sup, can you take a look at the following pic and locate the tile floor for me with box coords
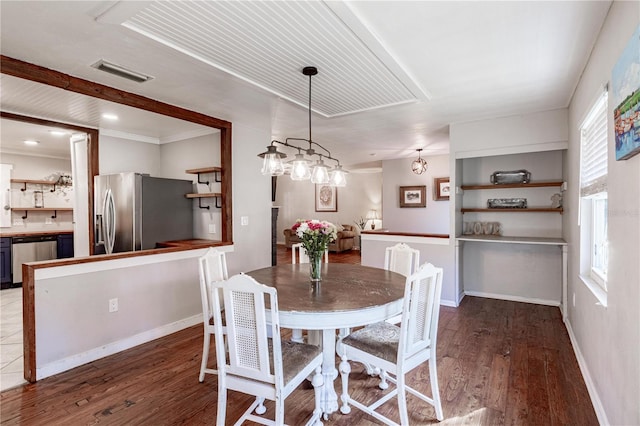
[1,288,26,392]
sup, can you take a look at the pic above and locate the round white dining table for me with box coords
[246,263,406,419]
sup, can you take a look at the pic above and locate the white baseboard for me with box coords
[565,320,609,426]
[440,299,457,307]
[36,314,202,381]
[464,291,560,307]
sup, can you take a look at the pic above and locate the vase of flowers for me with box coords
[292,219,337,283]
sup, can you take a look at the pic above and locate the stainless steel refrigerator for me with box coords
[94,173,193,254]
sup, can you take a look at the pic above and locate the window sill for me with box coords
[579,274,608,307]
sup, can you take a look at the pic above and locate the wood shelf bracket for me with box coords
[214,170,221,183]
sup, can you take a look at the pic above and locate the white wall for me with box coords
[565,3,640,425]
[451,108,569,158]
[3,153,73,233]
[275,171,382,245]
[98,134,160,176]
[382,154,450,234]
[228,121,272,274]
[33,248,215,379]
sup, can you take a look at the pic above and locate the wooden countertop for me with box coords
[0,230,73,238]
[155,239,231,249]
[361,229,449,238]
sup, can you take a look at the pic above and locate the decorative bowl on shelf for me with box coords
[487,198,527,209]
[489,170,531,184]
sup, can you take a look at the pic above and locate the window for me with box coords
[579,91,608,298]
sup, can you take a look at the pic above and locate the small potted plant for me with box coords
[354,217,367,249]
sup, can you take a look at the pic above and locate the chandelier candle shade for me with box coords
[292,219,337,283]
[258,66,348,187]
[411,148,428,175]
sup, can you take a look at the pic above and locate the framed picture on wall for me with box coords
[399,185,426,208]
[434,177,450,201]
[315,184,337,212]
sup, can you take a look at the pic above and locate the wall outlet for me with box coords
[208,224,216,234]
[45,217,53,225]
[109,298,118,313]
[241,216,249,226]
[13,219,24,226]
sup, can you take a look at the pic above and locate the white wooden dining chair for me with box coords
[291,242,328,344]
[211,273,324,426]
[338,242,421,378]
[384,243,420,325]
[291,242,329,264]
[338,262,444,425]
[197,247,229,382]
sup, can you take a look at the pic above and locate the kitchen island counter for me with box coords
[0,230,73,238]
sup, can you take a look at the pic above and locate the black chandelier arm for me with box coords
[278,137,340,165]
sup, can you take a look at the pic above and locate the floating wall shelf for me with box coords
[461,181,564,190]
[185,193,222,209]
[185,167,222,185]
[11,207,73,219]
[460,207,563,214]
[11,179,63,192]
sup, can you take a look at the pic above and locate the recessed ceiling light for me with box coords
[23,140,40,145]
[49,130,68,136]
[102,113,118,120]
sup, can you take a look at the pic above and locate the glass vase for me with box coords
[309,251,323,283]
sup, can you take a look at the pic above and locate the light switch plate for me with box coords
[241,216,249,226]
[208,224,216,234]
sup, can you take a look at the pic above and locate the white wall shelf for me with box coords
[457,235,566,245]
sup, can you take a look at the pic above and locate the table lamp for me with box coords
[366,209,379,230]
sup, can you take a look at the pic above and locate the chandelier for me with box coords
[411,148,428,175]
[258,66,348,187]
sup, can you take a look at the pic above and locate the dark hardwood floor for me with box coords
[0,246,597,425]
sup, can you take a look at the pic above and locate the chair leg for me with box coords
[397,373,409,426]
[275,393,285,425]
[199,331,210,382]
[255,397,266,415]
[429,356,444,421]
[216,385,227,426]
[339,356,352,414]
[379,369,389,390]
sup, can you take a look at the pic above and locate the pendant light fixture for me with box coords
[411,148,428,175]
[258,66,347,186]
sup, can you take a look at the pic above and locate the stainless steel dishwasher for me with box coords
[12,235,57,284]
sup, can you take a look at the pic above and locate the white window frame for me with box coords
[579,91,608,305]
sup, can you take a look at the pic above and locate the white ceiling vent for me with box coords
[91,60,153,83]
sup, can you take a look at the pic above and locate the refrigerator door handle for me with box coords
[95,214,104,245]
[103,189,116,254]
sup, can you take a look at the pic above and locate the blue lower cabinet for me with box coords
[1,237,11,285]
[57,234,74,259]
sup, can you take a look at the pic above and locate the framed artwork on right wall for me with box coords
[434,177,450,201]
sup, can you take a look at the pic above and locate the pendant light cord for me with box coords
[308,72,312,144]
